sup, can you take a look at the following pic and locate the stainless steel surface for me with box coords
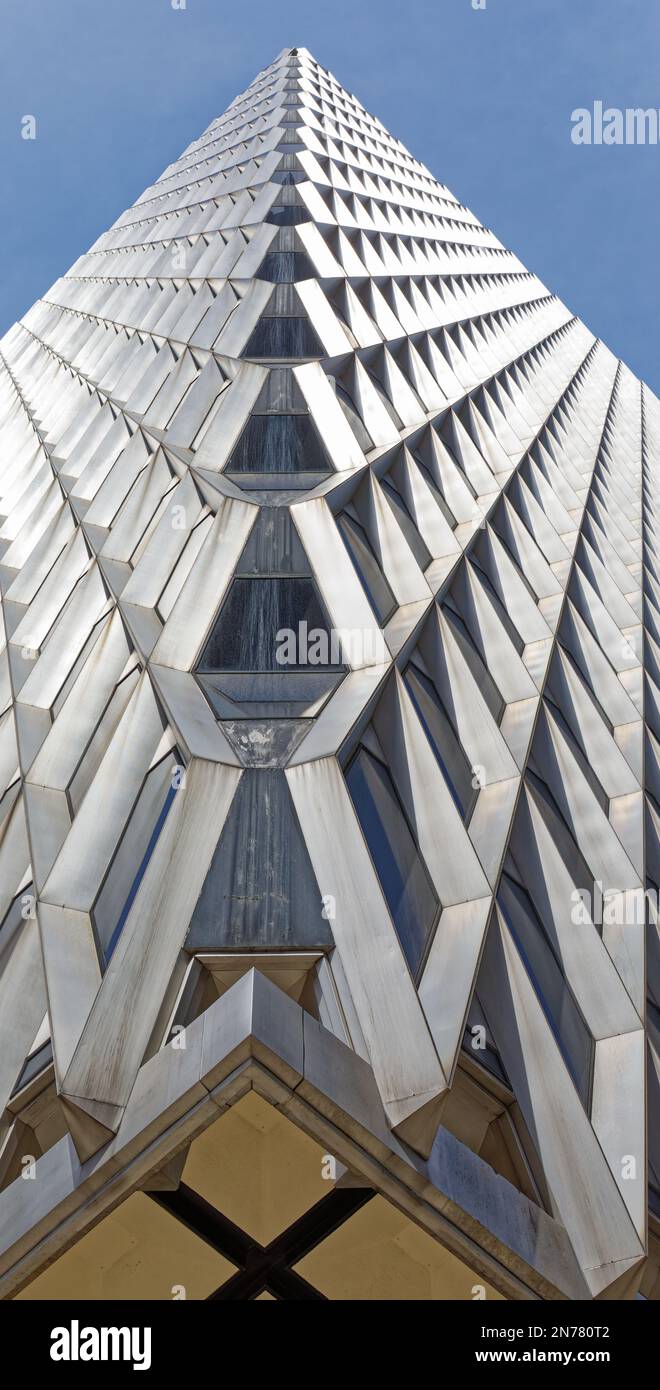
[0,44,657,1299]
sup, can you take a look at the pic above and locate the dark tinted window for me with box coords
[198,576,337,671]
[12,1040,54,1097]
[258,251,315,282]
[346,746,438,974]
[270,171,305,185]
[404,662,476,820]
[381,478,432,571]
[96,759,179,966]
[337,513,396,625]
[229,414,330,474]
[244,318,323,358]
[267,205,310,225]
[498,873,594,1109]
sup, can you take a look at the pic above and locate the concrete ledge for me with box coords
[0,970,587,1300]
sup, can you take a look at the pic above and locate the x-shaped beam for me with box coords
[153,1182,374,1300]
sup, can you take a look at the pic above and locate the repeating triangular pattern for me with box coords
[0,46,658,1297]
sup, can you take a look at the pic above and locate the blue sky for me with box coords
[1,0,658,389]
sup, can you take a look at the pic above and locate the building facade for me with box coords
[0,46,658,1301]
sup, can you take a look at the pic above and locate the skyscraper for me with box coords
[0,46,657,1301]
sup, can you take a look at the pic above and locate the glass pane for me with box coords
[498,873,594,1108]
[244,318,323,358]
[381,478,432,571]
[337,513,396,625]
[333,379,373,451]
[197,576,339,672]
[266,205,310,224]
[404,662,476,819]
[346,746,438,974]
[229,414,330,474]
[258,252,314,282]
[95,756,179,965]
[12,1040,54,1096]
